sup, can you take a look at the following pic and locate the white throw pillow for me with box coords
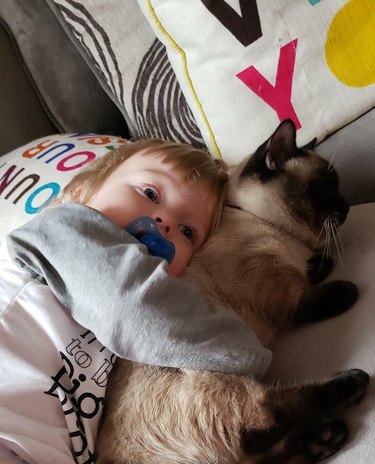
[0,134,126,242]
[137,0,375,163]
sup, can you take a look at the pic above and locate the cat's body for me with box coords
[96,121,369,464]
[185,121,354,346]
[186,205,314,347]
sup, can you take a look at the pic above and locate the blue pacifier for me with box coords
[126,216,175,264]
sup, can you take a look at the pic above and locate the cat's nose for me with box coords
[332,210,348,225]
[333,198,349,225]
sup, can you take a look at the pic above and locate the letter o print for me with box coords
[74,351,92,368]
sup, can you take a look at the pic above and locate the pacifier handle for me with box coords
[126,216,175,264]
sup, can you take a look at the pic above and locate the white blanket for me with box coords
[268,203,375,462]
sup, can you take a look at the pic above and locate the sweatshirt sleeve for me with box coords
[6,203,272,377]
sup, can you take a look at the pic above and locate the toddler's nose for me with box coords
[155,216,171,235]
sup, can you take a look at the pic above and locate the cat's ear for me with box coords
[239,120,301,179]
[265,119,299,171]
[302,138,317,151]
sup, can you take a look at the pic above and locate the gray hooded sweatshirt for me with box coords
[6,203,271,377]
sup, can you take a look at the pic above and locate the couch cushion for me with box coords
[316,109,375,206]
[0,19,57,155]
[0,0,127,137]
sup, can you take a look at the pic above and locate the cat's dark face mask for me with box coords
[239,119,349,235]
[307,169,349,228]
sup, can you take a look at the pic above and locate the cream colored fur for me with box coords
[186,153,325,346]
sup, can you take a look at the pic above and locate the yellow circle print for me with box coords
[325,0,375,87]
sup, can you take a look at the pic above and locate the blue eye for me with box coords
[144,188,158,202]
[181,225,193,240]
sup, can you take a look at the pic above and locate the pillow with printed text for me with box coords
[0,134,126,242]
[137,0,375,163]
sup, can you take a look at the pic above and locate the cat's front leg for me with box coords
[292,280,358,325]
[306,254,334,285]
[242,369,369,463]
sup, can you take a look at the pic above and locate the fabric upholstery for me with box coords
[0,0,127,138]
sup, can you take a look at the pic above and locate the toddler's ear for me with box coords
[72,185,83,202]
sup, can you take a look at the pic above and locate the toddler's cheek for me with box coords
[167,258,187,277]
[166,262,180,277]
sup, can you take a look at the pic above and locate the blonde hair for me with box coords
[59,139,228,233]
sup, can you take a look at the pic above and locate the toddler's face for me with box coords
[86,150,217,276]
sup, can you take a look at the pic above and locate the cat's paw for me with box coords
[316,369,369,411]
[301,419,348,462]
[307,254,334,284]
[295,281,358,324]
[321,280,358,317]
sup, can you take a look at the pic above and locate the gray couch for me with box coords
[0,0,127,156]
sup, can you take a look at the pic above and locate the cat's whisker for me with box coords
[327,219,334,257]
[333,219,344,255]
[327,145,339,172]
[315,221,327,251]
[317,221,326,242]
[322,219,331,260]
[321,221,327,257]
[330,218,344,268]
[314,220,330,273]
[332,219,345,255]
[322,222,328,259]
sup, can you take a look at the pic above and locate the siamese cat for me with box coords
[96,120,369,464]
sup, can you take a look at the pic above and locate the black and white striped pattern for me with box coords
[132,39,205,146]
[50,0,204,146]
[52,0,125,109]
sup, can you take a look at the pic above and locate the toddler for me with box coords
[0,139,271,463]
